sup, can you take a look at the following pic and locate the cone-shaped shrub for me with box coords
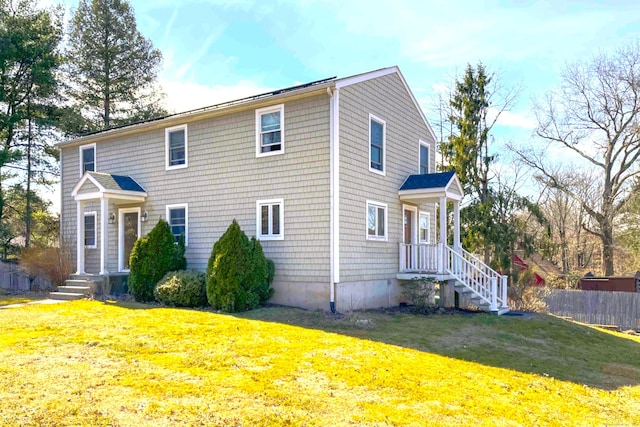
[129,219,186,302]
[206,220,274,312]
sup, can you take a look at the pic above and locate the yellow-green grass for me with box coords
[0,292,46,306]
[0,301,638,426]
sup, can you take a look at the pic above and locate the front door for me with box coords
[403,206,417,270]
[119,208,140,271]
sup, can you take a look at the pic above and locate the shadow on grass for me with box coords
[233,306,640,391]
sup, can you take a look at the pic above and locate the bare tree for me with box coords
[515,41,640,275]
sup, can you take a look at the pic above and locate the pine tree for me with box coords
[66,0,166,132]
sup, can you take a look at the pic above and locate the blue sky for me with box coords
[42,0,640,209]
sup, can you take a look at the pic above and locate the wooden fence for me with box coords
[545,289,640,331]
[0,261,51,292]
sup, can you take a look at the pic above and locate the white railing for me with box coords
[399,243,442,273]
[445,246,508,311]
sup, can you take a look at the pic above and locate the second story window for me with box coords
[419,141,429,174]
[369,114,386,175]
[165,124,188,170]
[256,104,284,157]
[79,143,95,175]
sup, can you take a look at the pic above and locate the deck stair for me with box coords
[49,274,104,301]
[399,243,510,315]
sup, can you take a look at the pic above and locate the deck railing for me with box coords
[399,243,508,312]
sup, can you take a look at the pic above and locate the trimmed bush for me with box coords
[206,220,274,312]
[129,219,186,302]
[400,277,437,314]
[154,270,207,307]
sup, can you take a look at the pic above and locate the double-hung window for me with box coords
[369,114,386,175]
[419,212,430,243]
[165,125,188,170]
[79,144,96,175]
[84,211,96,248]
[366,201,387,241]
[166,204,188,245]
[256,104,284,157]
[257,199,284,240]
[419,140,429,174]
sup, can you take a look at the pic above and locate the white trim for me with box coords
[419,139,431,174]
[79,143,96,176]
[165,124,188,170]
[166,203,189,246]
[335,66,398,89]
[256,198,284,241]
[330,88,340,286]
[419,211,431,244]
[369,113,386,176]
[402,204,418,244]
[99,198,109,274]
[76,202,85,275]
[83,211,97,249]
[366,200,388,241]
[255,104,285,158]
[71,172,148,199]
[118,207,141,272]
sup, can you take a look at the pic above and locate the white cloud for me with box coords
[491,109,536,130]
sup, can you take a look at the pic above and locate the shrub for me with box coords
[154,270,207,307]
[129,219,186,302]
[508,268,550,312]
[400,277,437,314]
[19,245,72,289]
[206,220,274,312]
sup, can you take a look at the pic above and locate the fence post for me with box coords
[501,275,508,307]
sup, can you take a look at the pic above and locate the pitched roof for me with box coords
[400,171,456,191]
[88,172,146,193]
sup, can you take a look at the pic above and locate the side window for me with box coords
[369,114,386,175]
[165,124,188,170]
[419,141,429,174]
[79,144,96,175]
[84,211,97,248]
[366,200,387,241]
[256,104,284,157]
[166,204,188,245]
[419,212,430,243]
[257,199,284,240]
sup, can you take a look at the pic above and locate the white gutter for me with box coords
[329,86,340,313]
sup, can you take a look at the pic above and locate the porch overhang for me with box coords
[71,171,147,203]
[398,170,463,204]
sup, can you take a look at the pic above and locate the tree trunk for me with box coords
[25,102,33,248]
[601,224,615,276]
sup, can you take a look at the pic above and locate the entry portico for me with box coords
[71,172,147,275]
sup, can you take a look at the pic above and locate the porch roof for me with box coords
[399,171,463,203]
[71,172,147,203]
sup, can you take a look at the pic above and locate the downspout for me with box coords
[328,86,340,313]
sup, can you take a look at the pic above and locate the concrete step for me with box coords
[57,285,92,295]
[49,292,87,301]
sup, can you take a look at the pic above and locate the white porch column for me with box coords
[100,197,109,275]
[439,196,447,273]
[453,201,461,252]
[76,201,85,275]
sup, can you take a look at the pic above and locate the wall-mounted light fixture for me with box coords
[141,210,149,222]
[108,213,116,224]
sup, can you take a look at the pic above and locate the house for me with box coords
[57,66,509,314]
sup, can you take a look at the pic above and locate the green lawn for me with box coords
[0,299,638,426]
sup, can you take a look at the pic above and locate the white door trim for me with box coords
[402,204,418,244]
[118,207,141,272]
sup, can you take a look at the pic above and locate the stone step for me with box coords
[49,292,87,301]
[57,285,92,295]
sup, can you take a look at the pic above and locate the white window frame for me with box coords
[419,140,431,174]
[79,143,96,176]
[165,124,188,170]
[369,113,386,176]
[256,198,284,241]
[166,203,189,246]
[366,200,388,241]
[83,211,97,249]
[419,211,431,244]
[255,104,285,158]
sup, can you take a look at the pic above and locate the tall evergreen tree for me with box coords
[0,0,63,251]
[66,0,166,132]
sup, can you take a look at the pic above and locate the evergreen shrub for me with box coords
[154,270,207,307]
[129,219,186,302]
